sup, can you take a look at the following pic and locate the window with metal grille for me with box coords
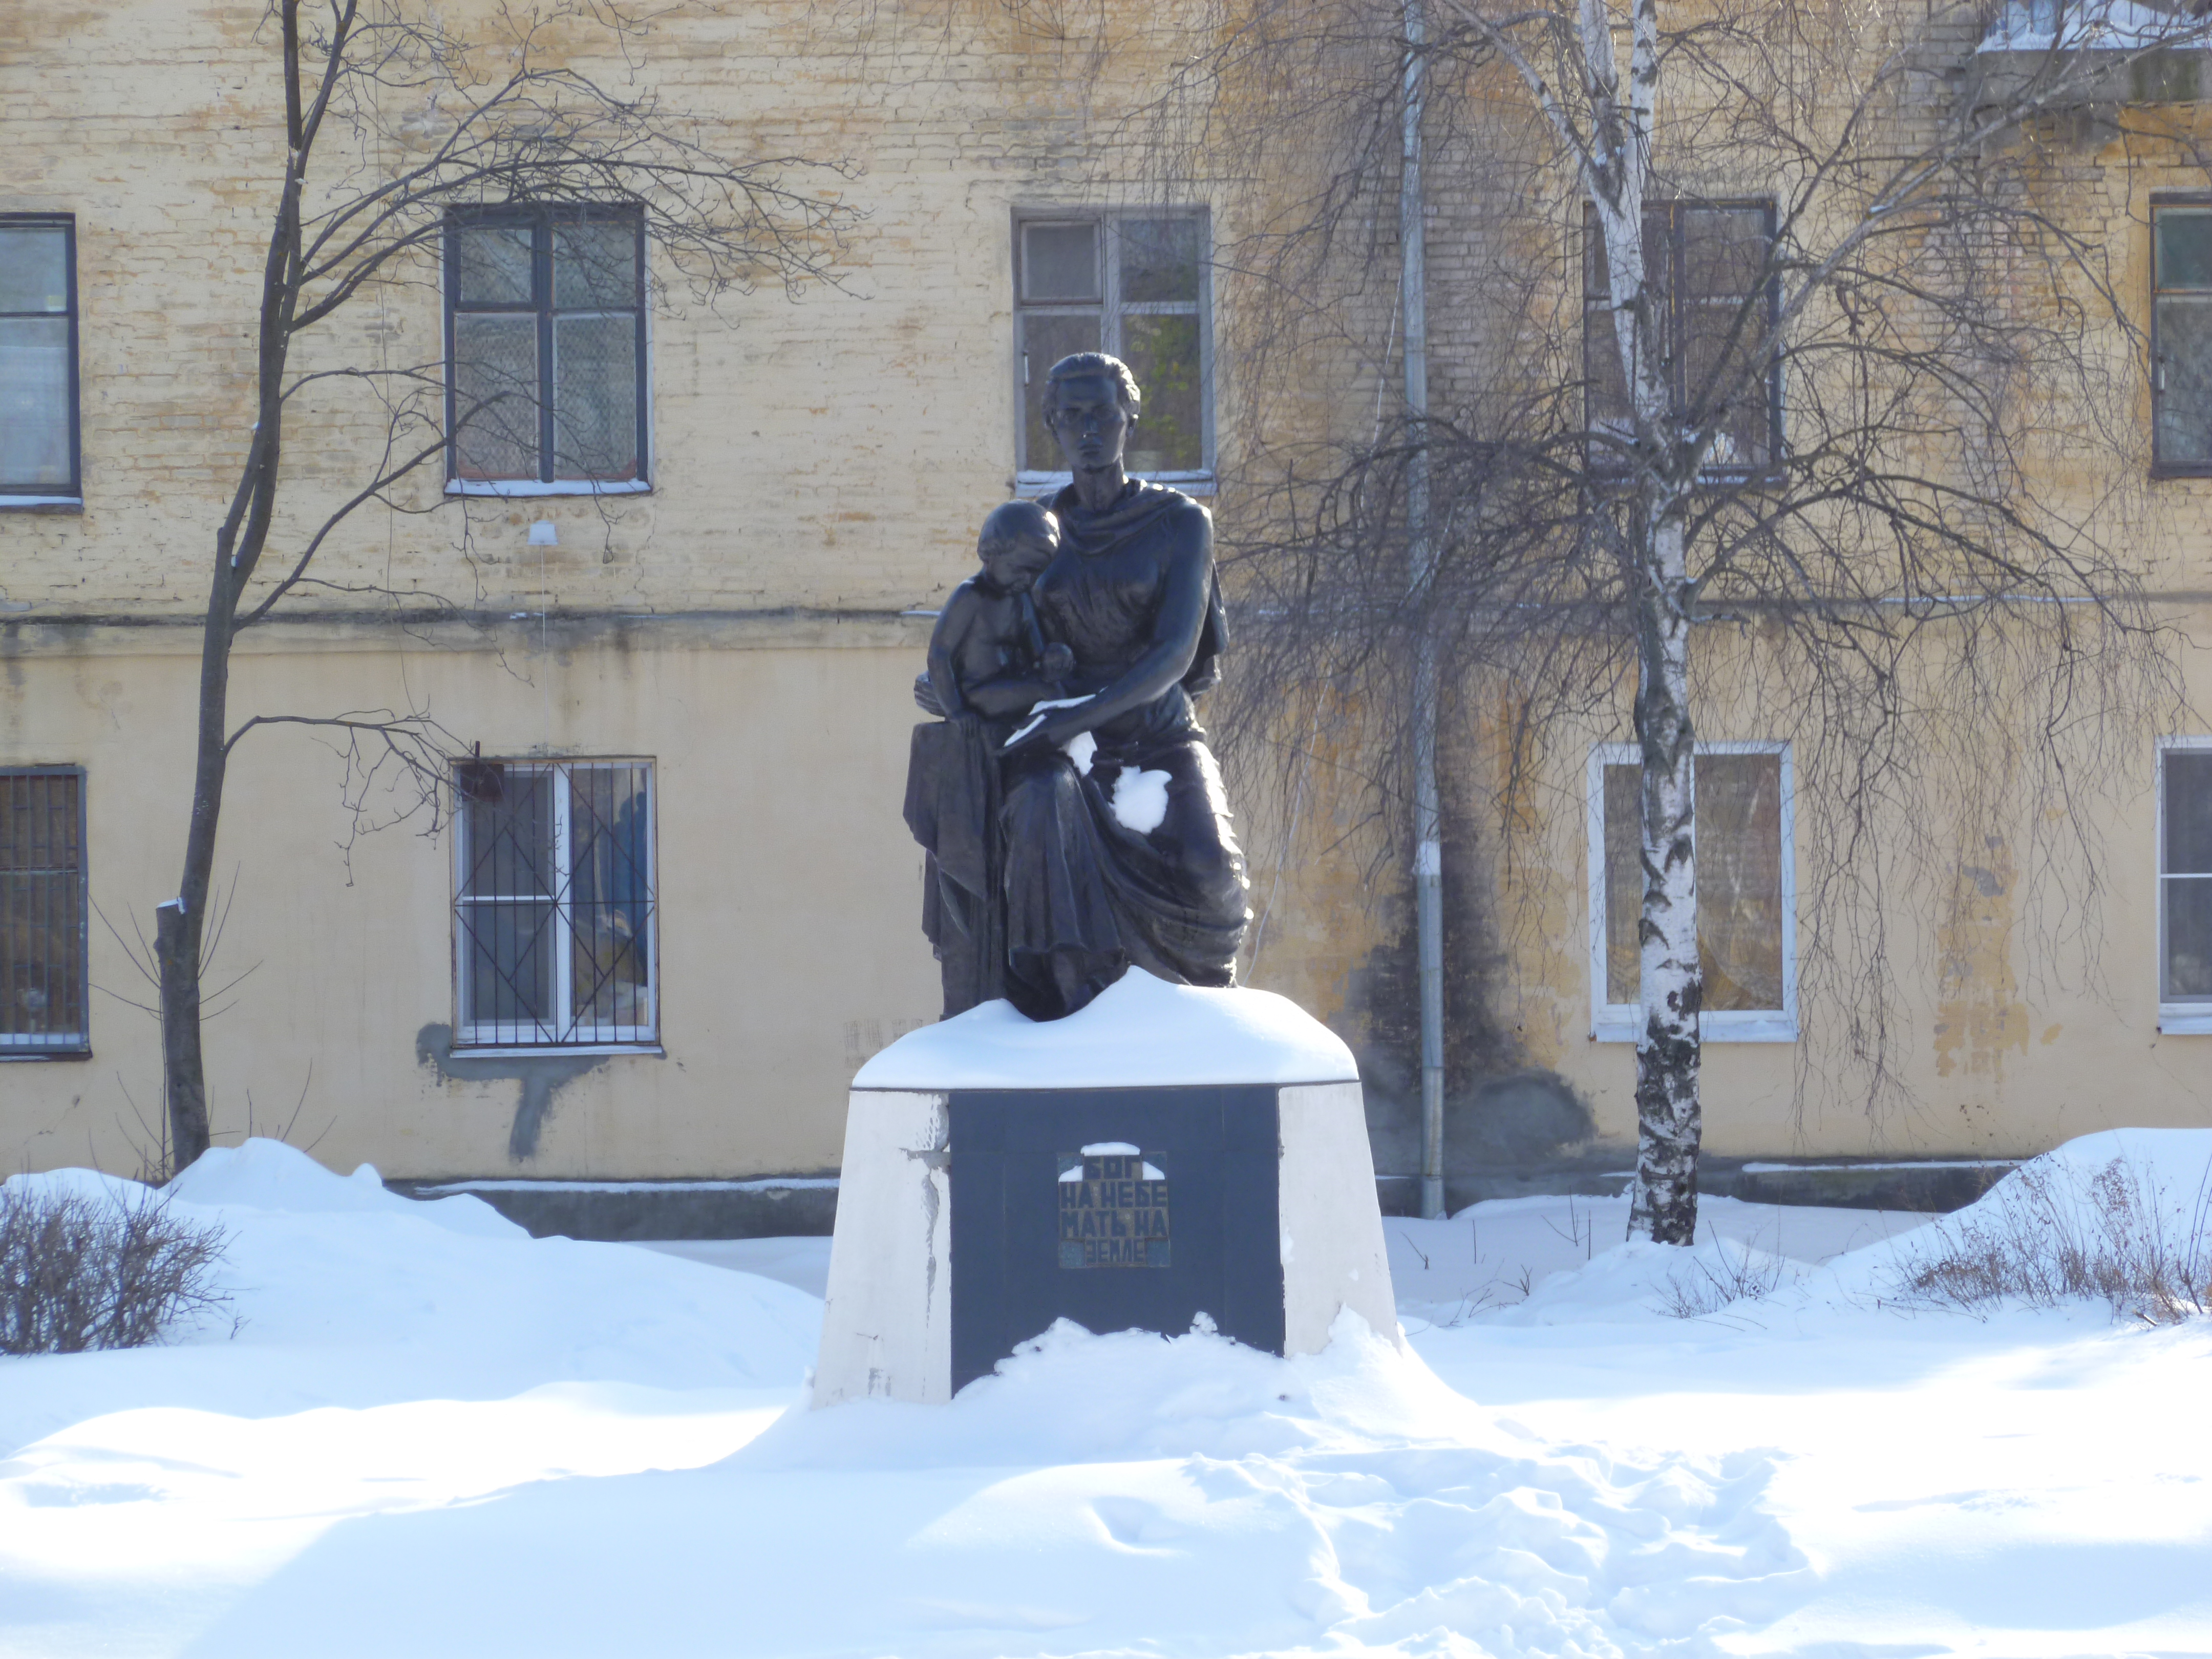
[1587,742,1797,1042]
[2151,201,2212,474]
[445,206,648,493]
[1014,211,1211,486]
[452,760,656,1049]
[1,215,81,506]
[2,768,88,1056]
[1583,201,1780,480]
[2160,739,2212,1030]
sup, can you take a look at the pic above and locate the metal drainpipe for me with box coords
[1401,0,1445,1222]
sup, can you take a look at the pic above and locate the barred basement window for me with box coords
[1014,210,1211,486]
[0,216,81,507]
[2159,738,2212,1032]
[1584,201,1780,481]
[453,760,656,1049]
[445,206,648,493]
[2,768,89,1056]
[1587,742,1797,1042]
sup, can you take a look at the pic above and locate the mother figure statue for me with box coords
[906,352,1252,1023]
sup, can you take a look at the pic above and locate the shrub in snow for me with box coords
[0,1181,229,1355]
[1891,1149,2212,1325]
[1657,1236,1788,1318]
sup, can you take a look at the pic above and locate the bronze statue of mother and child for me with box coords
[903,352,1251,1023]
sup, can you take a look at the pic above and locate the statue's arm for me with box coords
[925,589,975,719]
[1009,507,1210,747]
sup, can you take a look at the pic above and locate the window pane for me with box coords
[1582,205,1671,303]
[1695,752,1785,1011]
[458,769,555,1033]
[0,228,69,314]
[1603,763,1641,1005]
[1119,217,1201,304]
[2166,878,2212,999]
[2156,296,2212,466]
[1019,309,1101,472]
[462,900,555,1027]
[568,765,653,1034]
[0,316,73,487]
[553,315,639,481]
[2166,752,2212,874]
[1022,222,1099,302]
[452,314,539,480]
[1683,299,1771,470]
[459,769,554,900]
[0,774,85,1046]
[1120,312,1203,472]
[1584,305,1634,455]
[2157,209,2212,290]
[1681,206,1770,300]
[455,223,535,305]
[554,220,639,309]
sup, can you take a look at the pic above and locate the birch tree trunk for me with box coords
[1628,511,1701,1243]
[1584,0,1705,1244]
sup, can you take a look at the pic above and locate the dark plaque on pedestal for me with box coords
[1057,1148,1173,1269]
[948,1084,1286,1392]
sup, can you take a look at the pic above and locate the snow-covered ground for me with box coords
[3,1136,2208,1657]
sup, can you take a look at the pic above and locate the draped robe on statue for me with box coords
[996,480,1251,1021]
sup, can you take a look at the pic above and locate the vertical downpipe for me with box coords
[1402,0,1446,1222]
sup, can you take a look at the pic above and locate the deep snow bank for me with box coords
[0,1139,823,1449]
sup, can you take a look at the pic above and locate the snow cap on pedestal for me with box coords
[850,967,1359,1091]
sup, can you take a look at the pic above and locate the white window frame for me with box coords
[452,758,660,1053]
[1013,208,1215,493]
[2157,736,2212,1034]
[1586,739,1799,1043]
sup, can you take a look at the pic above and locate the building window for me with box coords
[2,768,88,1056]
[2160,738,2212,1031]
[2152,201,2212,474]
[0,216,81,507]
[444,206,648,494]
[1014,210,1211,486]
[453,760,657,1049]
[1587,742,1797,1041]
[1584,201,1779,480]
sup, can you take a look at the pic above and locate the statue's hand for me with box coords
[1004,693,1094,752]
[1041,642,1076,684]
[913,672,946,717]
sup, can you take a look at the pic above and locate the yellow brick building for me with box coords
[1,1,2205,1218]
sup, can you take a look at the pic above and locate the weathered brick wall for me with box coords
[0,0,1225,622]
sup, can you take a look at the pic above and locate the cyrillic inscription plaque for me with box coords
[1057,1144,1171,1268]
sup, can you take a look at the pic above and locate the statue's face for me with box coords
[1048,375,1132,472]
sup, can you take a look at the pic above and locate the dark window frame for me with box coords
[0,213,83,506]
[2158,737,2212,1027]
[442,204,650,491]
[1582,198,1783,485]
[1012,207,1215,486]
[1,764,90,1060]
[2149,193,2212,478]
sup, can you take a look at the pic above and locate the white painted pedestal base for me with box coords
[811,972,1397,1408]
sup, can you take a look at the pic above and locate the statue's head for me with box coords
[976,499,1060,593]
[1043,352,1141,473]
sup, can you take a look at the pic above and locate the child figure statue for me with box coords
[903,501,1074,1016]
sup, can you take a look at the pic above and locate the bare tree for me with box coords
[1132,0,2196,1241]
[155,0,856,1168]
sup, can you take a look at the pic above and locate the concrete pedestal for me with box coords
[811,970,1396,1407]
